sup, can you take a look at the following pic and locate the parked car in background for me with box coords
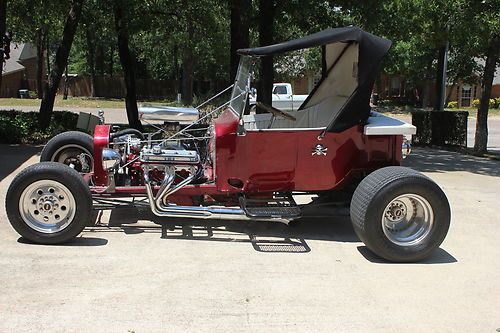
[249,83,308,112]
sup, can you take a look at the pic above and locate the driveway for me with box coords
[0,145,498,332]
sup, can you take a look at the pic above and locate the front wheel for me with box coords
[5,162,92,244]
[350,166,451,262]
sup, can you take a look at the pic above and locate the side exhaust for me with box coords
[143,170,291,224]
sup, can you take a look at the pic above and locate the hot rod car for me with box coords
[5,27,450,262]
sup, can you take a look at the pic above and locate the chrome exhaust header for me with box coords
[143,169,290,224]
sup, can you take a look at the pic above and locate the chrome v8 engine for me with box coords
[140,145,199,165]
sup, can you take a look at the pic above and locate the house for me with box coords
[288,65,500,109]
[0,43,39,97]
[446,60,500,108]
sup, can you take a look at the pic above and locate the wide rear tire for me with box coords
[350,166,451,262]
[5,162,92,244]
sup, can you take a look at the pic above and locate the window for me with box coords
[273,85,288,95]
[390,77,401,96]
[461,84,472,107]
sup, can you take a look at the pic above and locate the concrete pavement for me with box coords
[0,145,498,332]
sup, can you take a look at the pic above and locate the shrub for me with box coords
[489,98,496,108]
[447,101,458,108]
[472,98,498,108]
[0,110,78,144]
[412,111,468,147]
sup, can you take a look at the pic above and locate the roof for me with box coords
[238,27,391,58]
[238,27,392,132]
[476,58,500,85]
[2,43,37,76]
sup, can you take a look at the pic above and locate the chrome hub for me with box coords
[385,200,407,223]
[19,180,76,233]
[381,194,434,246]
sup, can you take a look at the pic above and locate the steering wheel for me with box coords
[256,102,297,121]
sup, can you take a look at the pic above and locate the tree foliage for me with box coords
[2,0,498,141]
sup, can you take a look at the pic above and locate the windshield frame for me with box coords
[229,56,254,117]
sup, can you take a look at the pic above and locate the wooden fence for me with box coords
[59,76,177,100]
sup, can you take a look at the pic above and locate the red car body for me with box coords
[91,109,402,207]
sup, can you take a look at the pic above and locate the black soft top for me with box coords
[238,27,392,132]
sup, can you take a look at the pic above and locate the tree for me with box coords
[140,0,229,101]
[229,0,250,82]
[180,8,194,105]
[39,0,85,129]
[113,0,142,130]
[0,0,6,93]
[7,0,67,99]
[474,36,499,153]
[256,0,274,114]
[462,0,500,154]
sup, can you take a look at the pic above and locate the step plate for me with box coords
[244,206,301,219]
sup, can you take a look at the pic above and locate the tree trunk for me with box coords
[173,42,179,94]
[96,44,104,76]
[434,45,446,111]
[113,0,142,130]
[474,36,499,154]
[46,31,51,74]
[39,0,84,129]
[85,26,96,97]
[35,29,45,99]
[181,20,194,105]
[256,0,274,114]
[0,0,7,93]
[229,0,250,82]
[108,45,114,77]
[63,65,69,99]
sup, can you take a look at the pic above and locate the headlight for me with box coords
[402,138,412,159]
[102,148,121,171]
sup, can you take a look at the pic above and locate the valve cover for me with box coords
[140,147,199,164]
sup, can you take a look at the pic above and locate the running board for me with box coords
[239,195,301,220]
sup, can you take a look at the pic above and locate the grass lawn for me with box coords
[0,96,175,109]
[444,107,500,117]
[377,105,500,118]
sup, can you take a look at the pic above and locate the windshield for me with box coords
[229,57,252,115]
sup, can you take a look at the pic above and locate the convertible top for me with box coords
[237,27,392,132]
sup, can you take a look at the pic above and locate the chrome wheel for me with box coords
[52,144,93,173]
[381,193,434,246]
[19,180,76,234]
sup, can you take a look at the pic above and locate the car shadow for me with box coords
[404,147,500,177]
[17,236,108,247]
[85,207,359,254]
[86,207,457,263]
[357,246,457,264]
[0,144,42,182]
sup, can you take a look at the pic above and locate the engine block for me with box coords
[140,146,200,165]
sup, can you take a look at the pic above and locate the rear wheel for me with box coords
[40,131,94,173]
[5,162,92,244]
[350,166,450,262]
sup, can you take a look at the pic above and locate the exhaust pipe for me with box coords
[143,170,290,224]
